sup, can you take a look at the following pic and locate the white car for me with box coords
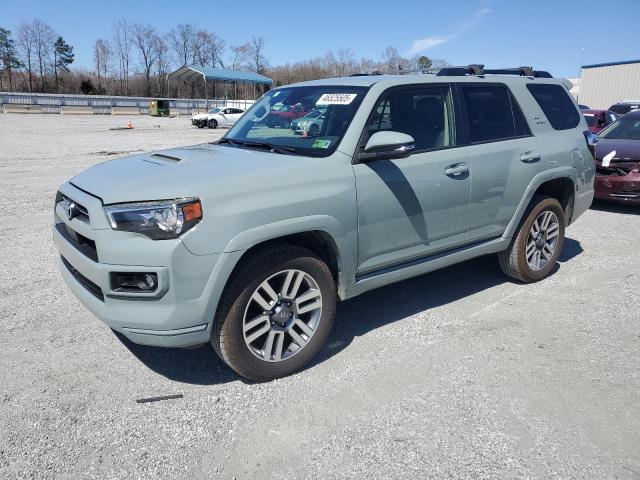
[191,107,245,129]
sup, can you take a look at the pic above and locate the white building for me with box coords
[578,59,640,109]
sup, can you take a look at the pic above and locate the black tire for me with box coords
[197,123,205,128]
[308,124,319,136]
[207,119,218,129]
[211,245,337,381]
[498,195,565,283]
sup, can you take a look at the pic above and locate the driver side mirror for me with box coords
[357,131,415,162]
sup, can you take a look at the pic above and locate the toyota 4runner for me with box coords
[53,65,595,381]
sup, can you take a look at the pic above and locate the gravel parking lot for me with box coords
[1,113,639,479]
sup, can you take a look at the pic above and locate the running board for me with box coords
[346,237,509,299]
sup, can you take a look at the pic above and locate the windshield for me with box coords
[208,108,222,114]
[599,116,640,140]
[222,86,368,156]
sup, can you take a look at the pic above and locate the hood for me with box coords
[192,113,209,119]
[594,138,640,162]
[71,143,310,204]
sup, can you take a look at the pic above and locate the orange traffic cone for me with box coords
[303,129,308,138]
[127,118,133,129]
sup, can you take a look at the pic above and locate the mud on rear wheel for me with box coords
[498,195,566,283]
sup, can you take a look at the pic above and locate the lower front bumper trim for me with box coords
[122,323,208,336]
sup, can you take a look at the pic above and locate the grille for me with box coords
[61,256,104,301]
[55,191,90,223]
[55,223,98,262]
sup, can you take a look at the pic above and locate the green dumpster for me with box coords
[149,99,170,117]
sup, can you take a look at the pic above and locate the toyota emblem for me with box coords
[63,200,76,220]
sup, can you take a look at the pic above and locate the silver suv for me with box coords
[53,65,595,381]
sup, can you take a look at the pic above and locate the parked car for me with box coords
[592,109,640,204]
[578,104,590,110]
[290,108,326,135]
[608,100,640,116]
[53,68,594,381]
[267,102,311,127]
[191,107,245,128]
[582,109,619,133]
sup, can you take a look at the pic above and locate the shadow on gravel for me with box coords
[559,237,583,263]
[114,332,242,385]
[116,238,583,384]
[590,200,640,216]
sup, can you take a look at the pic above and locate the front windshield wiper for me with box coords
[217,138,299,155]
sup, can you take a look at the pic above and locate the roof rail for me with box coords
[437,64,485,76]
[437,65,553,78]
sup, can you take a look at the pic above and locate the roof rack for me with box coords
[437,65,553,78]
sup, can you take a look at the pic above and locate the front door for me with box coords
[353,84,471,275]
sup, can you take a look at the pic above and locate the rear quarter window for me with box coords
[527,84,580,130]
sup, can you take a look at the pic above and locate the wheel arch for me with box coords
[503,168,577,240]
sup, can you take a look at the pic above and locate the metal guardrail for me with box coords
[0,92,254,115]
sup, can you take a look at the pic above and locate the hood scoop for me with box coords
[144,153,182,166]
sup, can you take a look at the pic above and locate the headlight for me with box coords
[104,198,202,240]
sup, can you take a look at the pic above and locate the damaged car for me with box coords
[593,110,640,204]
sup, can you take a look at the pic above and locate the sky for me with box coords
[2,0,639,78]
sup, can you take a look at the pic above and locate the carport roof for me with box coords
[168,65,273,85]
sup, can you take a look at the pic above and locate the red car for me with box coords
[582,109,618,134]
[593,110,640,204]
[268,102,310,127]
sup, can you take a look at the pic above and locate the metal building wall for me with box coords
[579,62,640,109]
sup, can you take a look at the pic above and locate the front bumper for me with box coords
[192,118,207,127]
[594,172,640,205]
[53,183,225,347]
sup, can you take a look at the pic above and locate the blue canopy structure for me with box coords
[167,65,273,103]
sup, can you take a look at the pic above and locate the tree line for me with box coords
[1,20,449,99]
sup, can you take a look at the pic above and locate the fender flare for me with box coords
[502,167,577,240]
[215,215,356,299]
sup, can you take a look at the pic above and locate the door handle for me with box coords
[444,163,469,178]
[520,151,542,163]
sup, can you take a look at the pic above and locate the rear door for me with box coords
[353,84,471,274]
[457,83,547,242]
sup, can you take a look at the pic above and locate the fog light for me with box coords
[110,272,158,292]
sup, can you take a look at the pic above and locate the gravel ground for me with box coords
[1,114,639,479]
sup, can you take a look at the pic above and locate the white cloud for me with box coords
[406,6,492,55]
[407,36,450,55]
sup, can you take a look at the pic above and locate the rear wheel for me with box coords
[212,245,336,381]
[499,195,565,283]
[207,118,218,129]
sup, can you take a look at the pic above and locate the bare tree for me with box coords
[31,20,55,92]
[206,32,225,68]
[381,46,401,72]
[16,21,35,92]
[132,23,158,97]
[113,19,132,94]
[154,34,170,96]
[94,39,111,94]
[168,24,195,67]
[246,36,267,74]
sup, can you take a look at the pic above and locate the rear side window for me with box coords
[460,84,530,143]
[527,84,580,130]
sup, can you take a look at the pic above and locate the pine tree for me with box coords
[0,28,22,91]
[53,36,74,91]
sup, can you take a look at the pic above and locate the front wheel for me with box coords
[212,245,336,381]
[207,118,218,129]
[499,195,565,283]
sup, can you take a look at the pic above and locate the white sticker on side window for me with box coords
[316,93,358,105]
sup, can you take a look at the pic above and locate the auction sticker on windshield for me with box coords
[312,139,332,149]
[316,93,358,105]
